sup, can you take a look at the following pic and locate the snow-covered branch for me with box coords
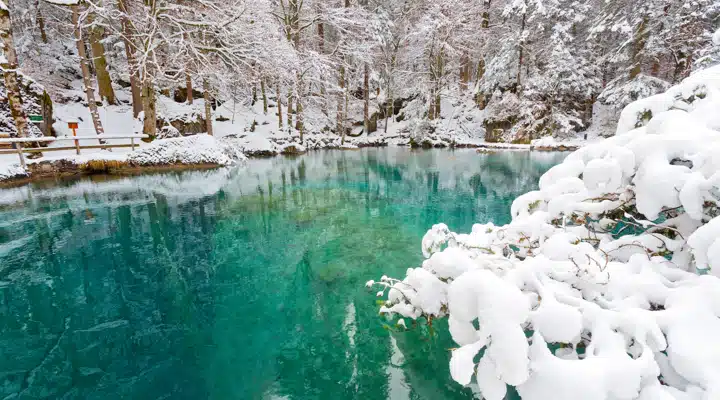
[369,64,720,399]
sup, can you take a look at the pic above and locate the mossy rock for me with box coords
[511,137,532,145]
[635,110,653,128]
[281,145,307,155]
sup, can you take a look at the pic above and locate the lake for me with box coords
[0,148,565,400]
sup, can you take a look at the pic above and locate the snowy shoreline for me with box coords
[0,135,582,187]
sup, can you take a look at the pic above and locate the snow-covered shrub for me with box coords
[599,74,672,112]
[617,66,720,135]
[127,134,246,166]
[0,162,28,181]
[408,119,437,146]
[369,65,720,399]
[157,124,181,139]
[697,28,720,70]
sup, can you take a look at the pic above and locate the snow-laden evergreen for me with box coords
[368,64,720,399]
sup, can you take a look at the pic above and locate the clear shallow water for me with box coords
[0,148,565,400]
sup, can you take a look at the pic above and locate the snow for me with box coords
[369,64,720,399]
[128,134,245,166]
[0,134,244,185]
[688,217,720,272]
[0,161,27,181]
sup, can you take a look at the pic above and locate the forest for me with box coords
[1,0,717,145]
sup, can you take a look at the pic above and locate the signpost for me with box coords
[29,115,43,123]
[68,119,80,155]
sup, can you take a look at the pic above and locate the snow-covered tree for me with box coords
[3,0,720,143]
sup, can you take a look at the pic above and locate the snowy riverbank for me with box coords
[0,136,582,186]
[0,135,244,184]
[0,77,597,184]
[0,120,584,185]
[367,64,720,399]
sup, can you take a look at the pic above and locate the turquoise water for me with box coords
[0,148,565,400]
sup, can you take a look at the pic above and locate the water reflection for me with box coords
[0,148,564,399]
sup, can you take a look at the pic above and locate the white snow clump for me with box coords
[127,134,246,166]
[370,65,720,399]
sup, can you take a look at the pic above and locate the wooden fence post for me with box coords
[14,143,26,168]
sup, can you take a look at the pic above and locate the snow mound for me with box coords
[0,162,28,181]
[279,143,306,154]
[223,134,279,156]
[369,65,720,399]
[127,135,246,166]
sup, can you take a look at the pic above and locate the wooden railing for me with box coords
[0,134,149,167]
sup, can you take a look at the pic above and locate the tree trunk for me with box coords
[36,0,47,43]
[73,5,106,140]
[252,83,257,106]
[481,0,491,29]
[385,89,392,134]
[477,1,490,108]
[629,17,648,80]
[276,81,283,130]
[142,78,156,137]
[289,0,300,48]
[203,79,213,136]
[89,18,116,105]
[339,0,350,141]
[476,58,486,109]
[460,52,469,91]
[317,21,324,52]
[363,63,369,134]
[337,64,345,136]
[183,31,193,105]
[40,90,53,136]
[434,51,443,119]
[186,71,193,104]
[295,78,304,143]
[285,0,301,134]
[318,21,327,116]
[435,93,441,120]
[517,13,526,91]
[118,0,142,117]
[1,2,29,138]
[342,85,349,145]
[583,96,594,140]
[261,77,268,114]
[428,89,436,120]
[287,86,293,131]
